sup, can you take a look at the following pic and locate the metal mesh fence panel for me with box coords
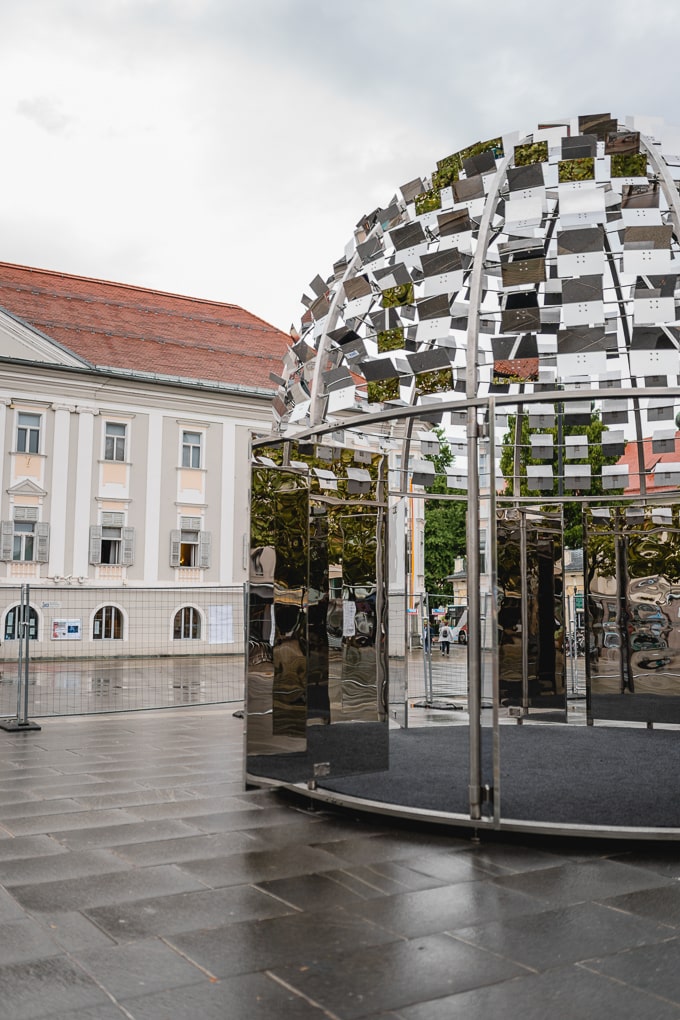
[0,586,245,716]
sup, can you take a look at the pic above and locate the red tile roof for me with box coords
[0,262,291,392]
[618,433,680,494]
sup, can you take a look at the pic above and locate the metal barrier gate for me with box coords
[0,584,246,717]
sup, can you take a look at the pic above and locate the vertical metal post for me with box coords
[520,513,529,715]
[22,585,30,725]
[466,405,482,818]
[465,150,512,821]
[15,593,24,721]
[488,399,501,825]
[1,583,40,731]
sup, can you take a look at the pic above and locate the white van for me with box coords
[449,610,468,645]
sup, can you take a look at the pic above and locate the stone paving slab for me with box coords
[0,704,679,1019]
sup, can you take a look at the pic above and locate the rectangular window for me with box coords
[182,431,202,469]
[104,422,126,462]
[179,529,198,566]
[170,526,210,568]
[89,524,134,566]
[101,527,122,564]
[17,413,41,454]
[13,521,35,561]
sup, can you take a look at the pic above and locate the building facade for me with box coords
[0,262,290,658]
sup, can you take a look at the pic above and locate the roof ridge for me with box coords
[0,261,286,334]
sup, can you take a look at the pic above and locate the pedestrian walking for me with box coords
[423,621,432,653]
[439,622,451,656]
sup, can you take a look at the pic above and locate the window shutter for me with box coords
[198,530,212,569]
[121,527,135,566]
[0,521,13,561]
[14,506,39,522]
[102,512,125,527]
[89,525,102,565]
[35,523,50,562]
[180,516,202,530]
[170,529,181,567]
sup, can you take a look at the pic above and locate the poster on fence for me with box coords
[52,619,82,640]
[209,604,234,644]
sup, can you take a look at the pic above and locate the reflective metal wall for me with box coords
[246,441,389,784]
[586,505,680,724]
[497,509,565,716]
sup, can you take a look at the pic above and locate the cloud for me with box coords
[16,96,72,135]
[2,0,680,332]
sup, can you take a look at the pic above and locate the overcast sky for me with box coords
[2,0,680,334]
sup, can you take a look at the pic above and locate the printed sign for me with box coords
[52,619,82,641]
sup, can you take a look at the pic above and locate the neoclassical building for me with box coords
[0,262,290,657]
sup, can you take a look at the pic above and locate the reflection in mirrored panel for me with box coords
[497,509,565,716]
[247,464,308,759]
[586,505,680,723]
[247,442,389,784]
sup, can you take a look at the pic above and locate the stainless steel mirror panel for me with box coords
[247,466,309,761]
[247,447,389,784]
[497,510,566,716]
[587,504,680,723]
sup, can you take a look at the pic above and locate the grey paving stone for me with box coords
[1,808,141,836]
[84,883,296,940]
[309,831,472,866]
[0,885,30,924]
[71,787,207,809]
[269,932,528,1018]
[0,917,62,966]
[49,817,202,850]
[600,882,680,927]
[0,836,67,861]
[0,789,44,805]
[610,846,680,881]
[489,858,675,906]
[312,861,448,897]
[451,900,675,970]
[120,795,259,821]
[74,937,206,998]
[180,805,310,834]
[389,848,509,884]
[9,863,206,912]
[167,906,401,978]
[341,876,548,938]
[0,956,109,1020]
[38,1007,130,1020]
[119,971,334,1019]
[109,829,258,866]
[36,910,118,952]
[0,798,87,820]
[255,871,382,912]
[585,937,680,1004]
[394,964,680,1020]
[0,848,131,886]
[178,844,349,888]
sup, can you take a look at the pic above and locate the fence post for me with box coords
[0,584,41,732]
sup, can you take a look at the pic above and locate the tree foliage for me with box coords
[422,428,467,596]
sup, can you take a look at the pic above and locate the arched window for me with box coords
[173,606,201,639]
[4,605,38,640]
[93,606,123,640]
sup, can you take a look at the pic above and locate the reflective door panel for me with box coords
[586,504,680,723]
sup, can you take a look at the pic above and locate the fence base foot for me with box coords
[0,718,41,732]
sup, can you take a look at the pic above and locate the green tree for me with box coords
[422,428,467,596]
[499,411,620,548]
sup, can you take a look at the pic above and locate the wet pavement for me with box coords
[1,705,679,1018]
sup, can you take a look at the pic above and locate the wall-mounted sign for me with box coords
[52,619,82,641]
